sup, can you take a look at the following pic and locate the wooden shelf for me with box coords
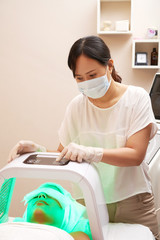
[132,66,159,69]
[132,39,160,69]
[101,0,130,2]
[97,0,132,35]
[97,1,160,70]
[98,30,132,35]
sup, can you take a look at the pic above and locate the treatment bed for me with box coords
[0,152,155,240]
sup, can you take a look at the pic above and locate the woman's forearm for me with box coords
[102,147,144,167]
[101,125,151,167]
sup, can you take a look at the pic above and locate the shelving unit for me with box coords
[97,0,160,70]
[132,39,160,69]
[97,0,132,35]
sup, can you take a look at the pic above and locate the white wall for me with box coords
[0,0,159,217]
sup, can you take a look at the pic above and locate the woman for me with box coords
[8,36,159,239]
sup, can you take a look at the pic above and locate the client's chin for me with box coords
[33,209,51,224]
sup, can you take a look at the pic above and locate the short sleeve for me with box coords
[127,88,158,140]
[58,105,73,147]
[58,96,80,147]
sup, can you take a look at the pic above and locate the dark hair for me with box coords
[68,36,122,83]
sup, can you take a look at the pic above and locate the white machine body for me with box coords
[0,153,155,240]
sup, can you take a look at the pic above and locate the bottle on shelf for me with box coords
[151,48,158,65]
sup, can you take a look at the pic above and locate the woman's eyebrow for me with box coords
[86,69,96,74]
[75,69,96,76]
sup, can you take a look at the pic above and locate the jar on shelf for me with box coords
[151,48,158,65]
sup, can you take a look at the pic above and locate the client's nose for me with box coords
[38,193,47,199]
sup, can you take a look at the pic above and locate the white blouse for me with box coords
[58,85,158,203]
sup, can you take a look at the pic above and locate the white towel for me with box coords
[0,222,74,240]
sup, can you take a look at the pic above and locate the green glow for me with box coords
[14,182,93,240]
[26,193,65,228]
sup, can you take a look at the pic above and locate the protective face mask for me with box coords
[77,74,111,99]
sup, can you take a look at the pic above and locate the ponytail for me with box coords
[111,66,122,83]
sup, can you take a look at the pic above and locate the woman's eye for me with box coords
[90,74,96,78]
[76,77,83,81]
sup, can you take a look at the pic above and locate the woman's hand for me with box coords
[8,140,46,162]
[56,142,103,163]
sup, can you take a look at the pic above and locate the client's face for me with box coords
[26,193,65,228]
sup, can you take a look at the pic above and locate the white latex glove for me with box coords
[56,142,103,163]
[8,140,46,162]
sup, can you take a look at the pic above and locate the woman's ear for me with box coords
[107,59,114,73]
